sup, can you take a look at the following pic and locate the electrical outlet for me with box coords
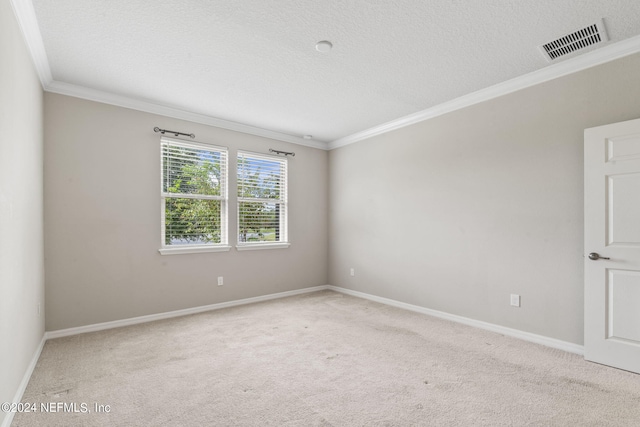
[510,294,521,307]
[217,276,224,286]
[350,268,355,277]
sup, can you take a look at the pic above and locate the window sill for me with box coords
[159,245,232,255]
[236,243,291,251]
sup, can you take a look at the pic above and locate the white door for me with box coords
[584,118,640,373]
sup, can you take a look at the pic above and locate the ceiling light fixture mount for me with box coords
[315,40,333,53]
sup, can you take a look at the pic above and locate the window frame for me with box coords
[236,150,290,251]
[159,137,230,255]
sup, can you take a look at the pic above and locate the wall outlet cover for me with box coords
[510,294,521,307]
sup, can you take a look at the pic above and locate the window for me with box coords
[237,151,289,249]
[160,137,229,254]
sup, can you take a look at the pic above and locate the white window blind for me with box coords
[161,137,228,250]
[237,151,288,245]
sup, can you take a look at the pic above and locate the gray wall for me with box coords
[0,0,45,422]
[44,94,328,331]
[329,53,640,345]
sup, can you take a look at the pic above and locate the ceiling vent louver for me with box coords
[539,19,608,61]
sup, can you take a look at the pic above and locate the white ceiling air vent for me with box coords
[539,19,608,62]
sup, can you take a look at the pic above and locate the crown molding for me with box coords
[10,0,52,87]
[12,0,640,152]
[45,81,329,149]
[328,34,640,150]
[10,1,328,150]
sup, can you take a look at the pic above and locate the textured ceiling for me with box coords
[28,0,640,144]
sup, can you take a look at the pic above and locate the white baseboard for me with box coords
[46,283,584,352]
[327,285,584,355]
[5,283,583,427]
[46,285,330,339]
[1,335,47,427]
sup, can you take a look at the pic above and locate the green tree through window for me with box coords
[161,139,227,247]
[237,152,287,244]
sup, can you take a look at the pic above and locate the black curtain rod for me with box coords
[154,127,195,139]
[269,148,295,157]
[154,127,294,157]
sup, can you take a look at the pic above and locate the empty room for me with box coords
[3,0,640,425]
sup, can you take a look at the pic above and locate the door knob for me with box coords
[588,252,610,260]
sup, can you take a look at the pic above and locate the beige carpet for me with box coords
[13,290,640,426]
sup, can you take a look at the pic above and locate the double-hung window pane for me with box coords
[237,151,287,245]
[161,137,228,248]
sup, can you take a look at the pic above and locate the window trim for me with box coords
[236,150,288,249]
[159,245,232,255]
[235,242,291,251]
[159,137,229,255]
